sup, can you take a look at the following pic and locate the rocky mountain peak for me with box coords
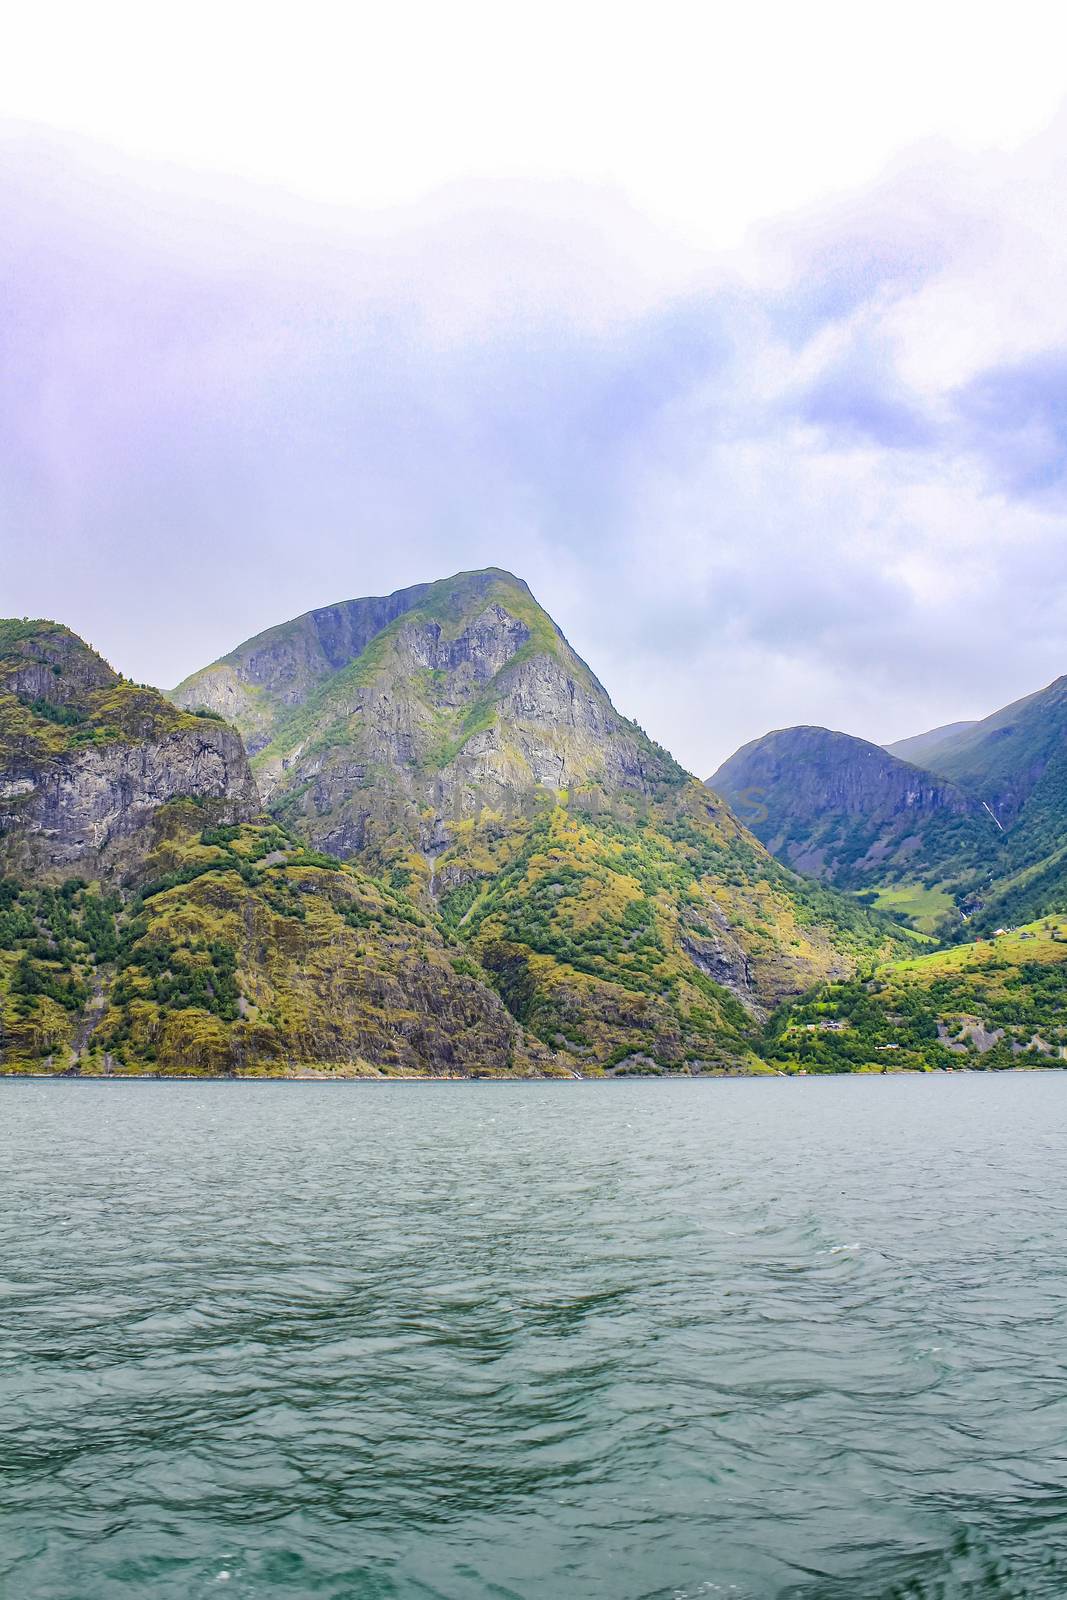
[0,619,117,707]
[170,569,685,871]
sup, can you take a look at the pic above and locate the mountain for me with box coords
[14,586,1064,1079]
[172,571,907,1069]
[947,745,1067,934]
[0,619,257,882]
[885,720,977,765]
[883,676,1067,931]
[710,672,1067,939]
[1,598,905,1079]
[0,620,558,1078]
[0,815,557,1078]
[172,580,445,757]
[708,726,997,897]
[897,675,1067,827]
[173,568,690,871]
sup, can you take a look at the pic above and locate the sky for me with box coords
[5,2,1067,774]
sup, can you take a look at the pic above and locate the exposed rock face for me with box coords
[1,727,258,880]
[174,569,686,871]
[2,623,116,701]
[172,582,438,753]
[709,725,996,889]
[0,621,258,883]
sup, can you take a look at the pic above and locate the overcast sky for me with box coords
[5,3,1067,774]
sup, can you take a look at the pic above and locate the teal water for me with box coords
[3,1078,1067,1600]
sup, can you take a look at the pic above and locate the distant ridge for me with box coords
[894,675,1067,827]
[711,666,1067,936]
[885,720,978,766]
[708,724,995,893]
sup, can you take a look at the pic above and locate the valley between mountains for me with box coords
[3,569,1066,1077]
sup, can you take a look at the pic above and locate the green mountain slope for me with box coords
[0,621,561,1078]
[895,675,1067,930]
[907,675,1067,825]
[708,725,997,895]
[0,809,559,1077]
[448,790,902,1071]
[884,720,977,765]
[766,918,1067,1073]
[958,744,1067,933]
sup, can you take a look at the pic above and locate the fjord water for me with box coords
[4,1080,1067,1600]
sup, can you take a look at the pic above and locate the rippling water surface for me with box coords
[4,1077,1067,1599]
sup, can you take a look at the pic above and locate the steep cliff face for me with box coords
[0,621,258,883]
[708,725,997,892]
[0,619,116,701]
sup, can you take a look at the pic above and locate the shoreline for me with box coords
[2,1066,1063,1083]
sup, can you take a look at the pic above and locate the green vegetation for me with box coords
[1,780,912,1079]
[20,696,85,727]
[960,744,1067,933]
[855,883,953,937]
[0,810,549,1078]
[0,877,120,1061]
[764,918,1067,1073]
[111,933,240,1021]
[437,791,906,1071]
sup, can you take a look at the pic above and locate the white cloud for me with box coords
[5,104,1067,778]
